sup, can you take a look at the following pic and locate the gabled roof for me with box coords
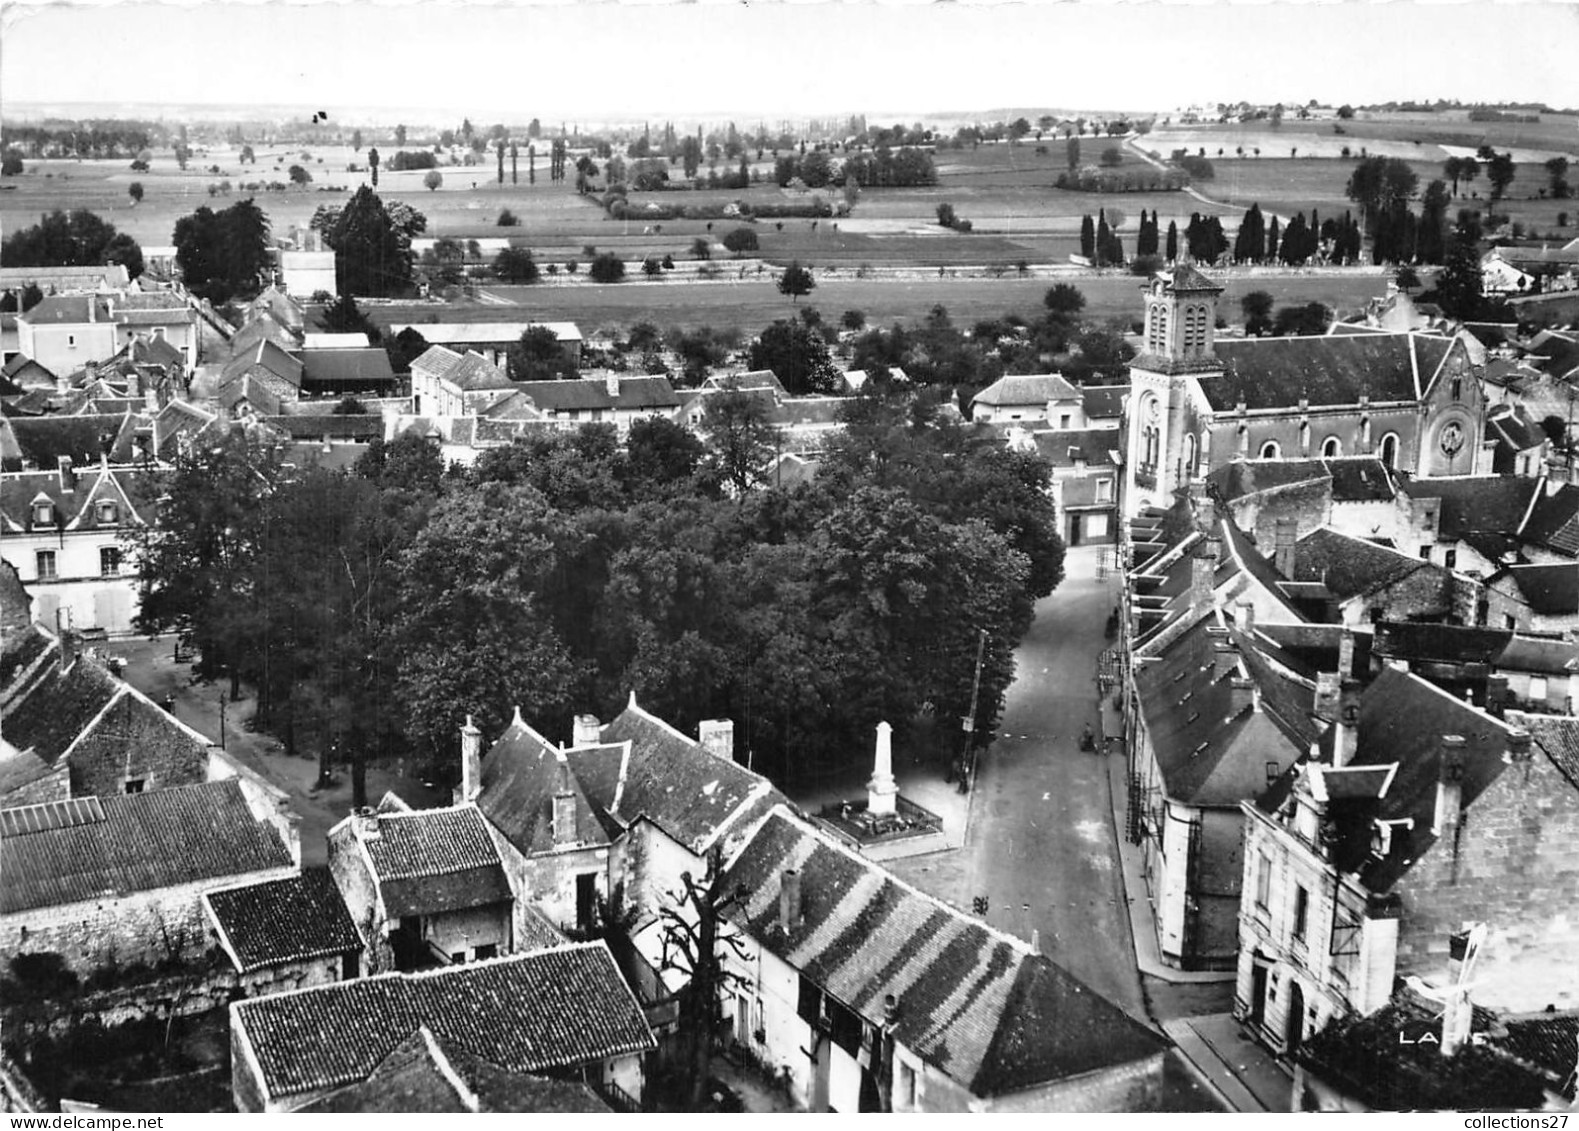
[392,321,582,344]
[300,348,396,387]
[1166,263,1224,293]
[1400,474,1543,544]
[1515,482,1579,556]
[1208,457,1396,505]
[1204,332,1457,412]
[299,1027,612,1113]
[230,943,655,1102]
[1,354,56,387]
[476,716,612,856]
[1495,562,1579,615]
[721,808,1167,1097]
[519,376,680,413]
[0,412,136,472]
[971,373,1081,408]
[231,314,302,357]
[1486,405,1547,454]
[1,780,292,913]
[1290,527,1427,600]
[598,697,788,853]
[1133,613,1305,806]
[1080,384,1128,420]
[1371,620,1513,667]
[336,802,511,919]
[261,413,384,441]
[204,868,362,973]
[17,295,107,325]
[411,345,513,392]
[1025,428,1121,468]
[222,337,304,389]
[702,369,787,395]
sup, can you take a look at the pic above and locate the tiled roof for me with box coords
[1493,1012,1579,1087]
[1400,474,1543,543]
[1298,985,1551,1111]
[1166,263,1224,292]
[1498,563,1579,615]
[231,944,655,1101]
[231,315,301,357]
[1486,405,1547,453]
[1,354,55,387]
[18,296,105,325]
[721,808,1166,1097]
[301,332,374,350]
[299,1028,612,1113]
[221,338,304,389]
[1513,712,1579,790]
[520,376,680,412]
[300,348,396,387]
[1,779,292,912]
[393,321,582,344]
[205,869,362,973]
[1024,428,1121,468]
[1080,384,1128,419]
[1204,332,1455,412]
[702,370,788,395]
[0,265,129,291]
[353,804,512,918]
[599,698,788,853]
[477,720,612,857]
[1290,527,1426,599]
[1495,634,1579,675]
[261,413,384,440]
[0,648,122,763]
[1371,620,1513,666]
[972,373,1081,409]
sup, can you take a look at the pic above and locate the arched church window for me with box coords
[1321,436,1341,458]
[1378,432,1400,468]
[1183,434,1198,480]
[1259,440,1281,459]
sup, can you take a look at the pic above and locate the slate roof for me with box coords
[721,808,1166,1097]
[0,646,123,763]
[1516,484,1579,556]
[1290,527,1427,600]
[0,467,153,538]
[230,315,301,357]
[520,376,680,413]
[1133,613,1306,806]
[1080,384,1128,420]
[411,345,513,392]
[1166,263,1224,292]
[350,803,512,919]
[1203,332,1457,412]
[0,412,137,472]
[205,869,362,973]
[1400,474,1543,544]
[971,373,1082,409]
[0,265,130,291]
[598,698,788,853]
[1,780,292,913]
[222,338,304,390]
[1208,457,1396,505]
[299,1028,612,1113]
[261,413,384,441]
[476,718,612,857]
[702,369,787,395]
[1027,428,1121,468]
[1371,620,1513,667]
[1,355,55,389]
[300,348,396,387]
[1486,405,1547,453]
[231,944,656,1102]
[1496,563,1579,615]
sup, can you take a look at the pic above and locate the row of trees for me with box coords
[133,399,1064,798]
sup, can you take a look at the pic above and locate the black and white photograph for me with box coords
[1,0,1578,1113]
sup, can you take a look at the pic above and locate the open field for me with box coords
[365,272,1391,336]
[1150,112,1579,164]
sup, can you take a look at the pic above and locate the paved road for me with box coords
[890,545,1142,1017]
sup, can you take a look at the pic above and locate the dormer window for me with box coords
[32,501,54,527]
[96,500,118,525]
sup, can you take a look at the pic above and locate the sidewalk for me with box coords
[1099,657,1234,987]
[1161,1013,1293,1113]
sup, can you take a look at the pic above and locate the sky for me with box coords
[3,0,1579,122]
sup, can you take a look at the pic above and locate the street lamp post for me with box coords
[218,692,227,752]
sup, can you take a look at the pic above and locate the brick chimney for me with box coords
[57,456,76,493]
[1237,600,1256,638]
[1273,517,1298,578]
[572,714,601,747]
[1212,642,1240,680]
[458,715,482,804]
[551,756,577,847]
[605,372,619,398]
[1229,676,1259,718]
[699,718,734,761]
[355,807,381,840]
[1338,627,1356,679]
[1190,540,1219,608]
[1433,735,1466,838]
[779,869,802,934]
[1314,672,1341,722]
[1506,726,1532,763]
[1333,679,1363,767]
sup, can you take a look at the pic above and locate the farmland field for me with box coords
[366,272,1391,336]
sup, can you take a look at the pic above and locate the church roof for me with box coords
[1201,332,1457,412]
[1166,263,1224,293]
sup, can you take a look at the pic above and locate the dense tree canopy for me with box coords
[316,187,426,297]
[1,209,144,279]
[747,319,840,395]
[172,199,271,302]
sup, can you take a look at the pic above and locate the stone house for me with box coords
[715,806,1170,1111]
[0,779,299,976]
[1234,668,1579,1064]
[1124,265,1488,518]
[15,294,196,378]
[409,345,515,418]
[969,373,1085,426]
[513,375,681,431]
[1484,403,1550,478]
[202,868,365,997]
[1014,428,1120,547]
[1369,619,1579,714]
[229,942,654,1112]
[1394,475,1538,577]
[1207,457,1400,552]
[1485,563,1579,634]
[1125,598,1313,970]
[327,794,514,973]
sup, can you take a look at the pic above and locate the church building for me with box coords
[1123,267,1488,518]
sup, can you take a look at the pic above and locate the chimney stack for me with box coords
[1029,929,1041,957]
[699,719,735,762]
[1433,735,1466,838]
[1332,678,1364,767]
[882,993,900,1026]
[458,715,482,804]
[58,456,75,492]
[552,755,578,846]
[1314,672,1341,723]
[572,714,601,747]
[1506,726,1532,762]
[1213,643,1241,680]
[1274,518,1298,578]
[605,372,619,398]
[1338,627,1356,679]
[1237,600,1256,639]
[1486,674,1510,717]
[778,869,802,934]
[1190,540,1220,609]
[355,807,380,840]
